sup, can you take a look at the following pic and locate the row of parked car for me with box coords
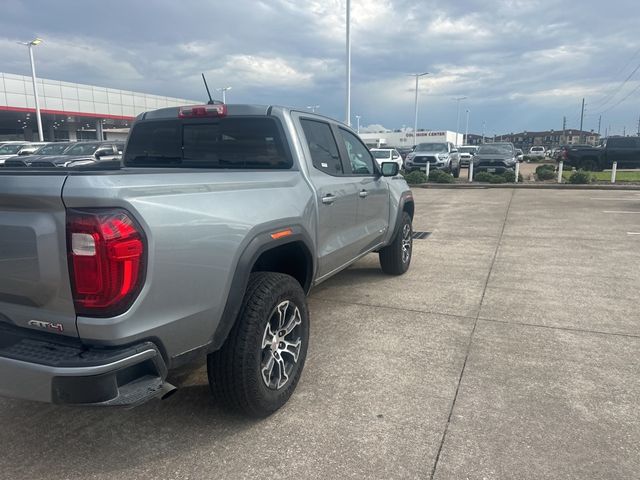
[0,140,124,168]
[370,142,525,176]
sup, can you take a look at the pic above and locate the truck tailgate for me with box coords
[0,174,78,337]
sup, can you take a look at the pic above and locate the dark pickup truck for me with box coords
[562,137,640,171]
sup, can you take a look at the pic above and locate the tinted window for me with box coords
[338,128,375,175]
[300,119,342,175]
[415,143,447,153]
[65,143,100,155]
[35,143,69,155]
[0,144,25,154]
[125,117,292,169]
[607,137,637,148]
[371,150,392,159]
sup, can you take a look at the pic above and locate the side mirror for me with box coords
[380,162,399,177]
[95,149,110,158]
[451,149,458,153]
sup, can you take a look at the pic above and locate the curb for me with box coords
[412,183,640,190]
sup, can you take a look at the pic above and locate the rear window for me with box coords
[607,137,638,148]
[124,117,292,169]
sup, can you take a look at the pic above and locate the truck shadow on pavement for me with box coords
[0,369,260,478]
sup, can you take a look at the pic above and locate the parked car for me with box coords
[0,142,41,165]
[529,146,546,158]
[371,148,403,169]
[562,137,640,171]
[404,142,461,177]
[2,142,74,166]
[473,142,518,173]
[0,103,415,418]
[458,146,478,166]
[396,147,415,160]
[31,141,124,167]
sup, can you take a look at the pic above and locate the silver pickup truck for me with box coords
[0,103,415,417]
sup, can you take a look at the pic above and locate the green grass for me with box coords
[562,171,640,182]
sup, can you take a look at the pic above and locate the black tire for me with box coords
[379,211,413,275]
[207,272,309,418]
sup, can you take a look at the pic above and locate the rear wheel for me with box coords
[379,212,412,275]
[207,272,309,417]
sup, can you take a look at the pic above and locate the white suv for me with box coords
[529,146,545,158]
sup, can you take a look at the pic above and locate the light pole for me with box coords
[345,0,351,126]
[411,72,429,147]
[464,109,470,145]
[355,115,361,134]
[216,86,232,103]
[19,38,44,141]
[306,105,320,113]
[482,121,486,144]
[453,96,467,146]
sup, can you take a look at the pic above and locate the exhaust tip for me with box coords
[158,382,178,401]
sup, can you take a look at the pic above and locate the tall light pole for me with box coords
[345,0,351,126]
[19,38,44,141]
[464,109,470,145]
[355,115,361,134]
[217,86,232,103]
[453,96,467,146]
[411,72,429,147]
[306,105,320,113]
[482,121,486,144]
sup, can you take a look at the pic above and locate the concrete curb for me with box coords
[412,183,640,190]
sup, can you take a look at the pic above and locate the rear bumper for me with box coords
[0,324,171,406]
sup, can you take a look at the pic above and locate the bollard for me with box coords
[611,161,617,184]
[425,162,430,179]
[468,161,474,182]
[557,160,563,183]
[514,161,520,183]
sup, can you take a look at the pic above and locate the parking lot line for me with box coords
[602,210,640,214]
[590,197,640,201]
[627,232,640,235]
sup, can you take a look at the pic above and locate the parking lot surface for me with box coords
[1,188,639,479]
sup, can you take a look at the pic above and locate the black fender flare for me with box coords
[210,225,315,351]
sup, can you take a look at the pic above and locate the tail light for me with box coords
[178,104,227,118]
[66,208,146,317]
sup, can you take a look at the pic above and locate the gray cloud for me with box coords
[1,0,638,135]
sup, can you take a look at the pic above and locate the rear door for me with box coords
[607,137,639,168]
[336,127,390,254]
[297,117,360,279]
[0,174,78,337]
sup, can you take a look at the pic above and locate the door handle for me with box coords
[322,194,336,205]
[359,190,368,198]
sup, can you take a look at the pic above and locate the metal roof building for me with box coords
[0,72,197,142]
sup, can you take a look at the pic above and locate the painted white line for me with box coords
[591,197,640,201]
[603,210,640,214]
[627,232,640,235]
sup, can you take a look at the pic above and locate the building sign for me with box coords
[405,131,446,137]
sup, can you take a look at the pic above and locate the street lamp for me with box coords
[345,0,351,126]
[453,96,467,146]
[464,109,470,145]
[18,38,44,141]
[355,115,361,134]
[410,72,429,147]
[306,105,320,113]
[216,86,232,103]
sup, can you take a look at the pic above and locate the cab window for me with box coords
[338,128,375,175]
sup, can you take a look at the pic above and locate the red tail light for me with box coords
[178,104,227,118]
[66,208,146,317]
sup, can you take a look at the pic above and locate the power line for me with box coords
[596,81,640,115]
[589,61,640,111]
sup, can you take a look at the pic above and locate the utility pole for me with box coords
[411,72,429,147]
[464,109,470,145]
[454,96,467,146]
[637,115,640,136]
[623,126,626,136]
[579,98,585,143]
[598,115,601,136]
[481,121,486,144]
[562,116,566,144]
[345,0,351,126]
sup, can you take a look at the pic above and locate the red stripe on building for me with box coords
[0,105,135,121]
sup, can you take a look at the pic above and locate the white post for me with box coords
[611,161,617,183]
[28,44,44,141]
[425,161,430,179]
[514,161,520,183]
[468,161,474,182]
[413,75,419,147]
[345,0,351,126]
[557,160,564,183]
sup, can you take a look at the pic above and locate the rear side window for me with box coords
[607,137,638,148]
[300,119,343,175]
[124,117,292,169]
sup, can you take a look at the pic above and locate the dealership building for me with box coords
[358,130,464,148]
[0,72,197,142]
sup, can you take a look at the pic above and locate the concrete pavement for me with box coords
[0,188,638,479]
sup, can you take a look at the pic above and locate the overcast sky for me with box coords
[1,0,639,135]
